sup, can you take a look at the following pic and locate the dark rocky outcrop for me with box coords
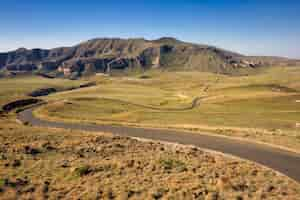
[28,88,57,97]
[35,72,55,79]
[39,61,60,71]
[1,37,292,78]
[0,53,8,69]
[2,99,42,112]
[6,63,38,71]
[79,82,97,88]
[27,82,96,97]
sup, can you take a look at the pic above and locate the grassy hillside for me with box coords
[0,76,86,109]
[34,66,300,151]
[1,64,300,198]
[0,116,299,199]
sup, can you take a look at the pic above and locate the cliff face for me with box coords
[0,37,262,77]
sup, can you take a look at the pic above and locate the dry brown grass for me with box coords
[0,114,299,199]
[32,67,300,152]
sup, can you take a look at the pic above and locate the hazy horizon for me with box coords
[1,0,300,59]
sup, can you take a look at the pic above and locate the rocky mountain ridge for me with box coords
[0,37,296,78]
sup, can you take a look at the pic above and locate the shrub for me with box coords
[139,75,151,79]
[73,165,92,177]
[159,158,187,172]
[0,179,5,187]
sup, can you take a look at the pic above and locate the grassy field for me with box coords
[0,76,87,109]
[33,66,300,151]
[1,67,300,198]
[0,115,299,199]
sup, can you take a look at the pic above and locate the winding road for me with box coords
[18,105,300,182]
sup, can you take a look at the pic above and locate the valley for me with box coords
[1,39,300,199]
[27,66,300,152]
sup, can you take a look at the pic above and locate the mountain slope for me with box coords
[0,37,294,78]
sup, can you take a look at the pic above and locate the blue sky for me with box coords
[0,0,299,58]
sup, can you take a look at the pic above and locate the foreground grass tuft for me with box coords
[72,165,92,177]
[159,158,187,172]
[0,116,299,199]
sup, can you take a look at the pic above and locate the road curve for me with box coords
[18,106,300,182]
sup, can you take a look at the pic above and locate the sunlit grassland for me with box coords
[1,115,299,199]
[0,76,86,108]
[2,66,300,150]
[38,93,300,130]
[38,66,300,132]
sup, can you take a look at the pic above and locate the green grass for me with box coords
[2,66,300,150]
[0,75,86,108]
[38,66,300,129]
[159,158,187,172]
[0,178,5,188]
[33,66,300,150]
[73,165,92,177]
[39,94,300,129]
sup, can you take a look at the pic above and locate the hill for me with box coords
[0,37,298,78]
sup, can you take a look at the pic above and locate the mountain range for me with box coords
[0,37,298,78]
